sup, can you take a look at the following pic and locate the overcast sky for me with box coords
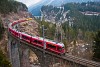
[16,0,42,7]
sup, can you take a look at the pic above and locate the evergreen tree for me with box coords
[0,49,11,67]
[0,18,5,40]
[93,31,100,62]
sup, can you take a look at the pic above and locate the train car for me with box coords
[21,32,31,43]
[17,19,26,23]
[31,36,65,54]
[31,36,44,47]
[46,41,65,54]
[9,28,19,38]
[11,21,18,26]
[46,42,58,53]
[11,20,26,26]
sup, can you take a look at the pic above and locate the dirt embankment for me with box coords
[19,19,39,36]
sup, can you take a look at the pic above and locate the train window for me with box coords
[33,40,37,43]
[22,35,29,40]
[48,44,56,49]
[37,41,42,45]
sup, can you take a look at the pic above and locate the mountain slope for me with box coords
[28,0,99,16]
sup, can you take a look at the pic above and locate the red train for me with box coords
[8,18,65,55]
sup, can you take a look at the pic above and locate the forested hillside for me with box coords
[41,2,100,42]
[0,0,27,14]
[64,2,100,12]
[63,2,100,42]
[40,2,100,61]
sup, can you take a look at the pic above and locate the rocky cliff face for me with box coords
[0,1,40,66]
[0,11,39,56]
